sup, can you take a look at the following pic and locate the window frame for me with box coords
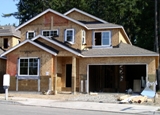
[82,30,86,45]
[93,31,111,47]
[64,29,75,44]
[18,57,40,76]
[42,30,59,38]
[26,31,35,39]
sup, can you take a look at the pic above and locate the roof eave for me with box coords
[31,35,82,56]
[81,54,159,58]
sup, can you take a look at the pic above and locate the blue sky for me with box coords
[0,0,19,26]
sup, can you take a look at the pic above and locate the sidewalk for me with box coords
[0,92,160,114]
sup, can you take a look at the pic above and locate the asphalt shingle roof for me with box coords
[0,25,21,38]
[85,23,122,29]
[81,43,158,57]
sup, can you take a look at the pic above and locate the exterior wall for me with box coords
[0,59,6,87]
[20,12,86,50]
[79,56,157,81]
[66,11,97,22]
[6,43,54,91]
[12,37,19,47]
[86,29,120,48]
[0,36,19,50]
[119,31,127,44]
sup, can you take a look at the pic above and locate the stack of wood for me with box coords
[117,95,152,104]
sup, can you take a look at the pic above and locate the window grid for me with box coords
[19,58,39,76]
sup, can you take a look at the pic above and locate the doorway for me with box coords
[66,64,72,87]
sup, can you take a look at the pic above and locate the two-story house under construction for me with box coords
[0,8,159,94]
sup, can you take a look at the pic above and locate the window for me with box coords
[42,30,58,38]
[82,30,86,45]
[3,38,9,48]
[18,58,39,76]
[94,31,111,46]
[65,29,74,44]
[27,31,35,39]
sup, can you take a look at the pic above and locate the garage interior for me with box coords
[89,65,146,93]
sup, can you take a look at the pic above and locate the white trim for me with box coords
[64,29,75,44]
[82,30,86,45]
[18,57,40,76]
[0,39,57,57]
[93,31,111,47]
[26,31,36,39]
[31,35,82,56]
[121,27,132,45]
[64,8,107,23]
[16,9,86,31]
[42,29,59,38]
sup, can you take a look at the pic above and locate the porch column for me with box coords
[53,56,57,95]
[72,56,76,94]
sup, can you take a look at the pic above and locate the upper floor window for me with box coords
[18,57,39,76]
[82,30,86,45]
[27,31,35,39]
[3,38,9,48]
[94,31,111,47]
[65,29,74,44]
[42,30,58,38]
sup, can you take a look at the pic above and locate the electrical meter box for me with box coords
[3,74,10,87]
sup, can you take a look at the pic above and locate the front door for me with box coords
[66,64,72,87]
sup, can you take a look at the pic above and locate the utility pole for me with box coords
[155,0,159,53]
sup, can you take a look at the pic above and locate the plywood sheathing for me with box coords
[86,29,120,48]
[6,42,54,77]
[79,57,157,81]
[0,36,19,50]
[66,10,97,22]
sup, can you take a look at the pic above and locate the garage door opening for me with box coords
[89,65,146,93]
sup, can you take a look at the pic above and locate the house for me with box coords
[0,8,159,94]
[0,25,20,92]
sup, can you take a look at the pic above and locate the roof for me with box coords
[85,23,122,30]
[16,8,86,31]
[64,8,107,23]
[0,39,57,57]
[31,35,82,56]
[0,25,21,38]
[81,42,159,57]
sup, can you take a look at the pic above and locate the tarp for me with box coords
[141,87,155,98]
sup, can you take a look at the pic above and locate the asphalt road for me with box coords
[0,103,136,115]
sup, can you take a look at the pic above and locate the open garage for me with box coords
[89,64,146,93]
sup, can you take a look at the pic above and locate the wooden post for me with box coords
[53,56,57,95]
[72,57,76,94]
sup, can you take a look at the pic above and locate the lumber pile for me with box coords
[118,95,152,104]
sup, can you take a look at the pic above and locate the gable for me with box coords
[16,9,85,31]
[1,40,57,57]
[66,10,97,22]
[64,8,107,23]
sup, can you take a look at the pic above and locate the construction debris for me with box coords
[117,95,130,101]
[118,95,148,104]
[89,92,98,96]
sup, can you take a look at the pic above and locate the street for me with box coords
[0,103,135,115]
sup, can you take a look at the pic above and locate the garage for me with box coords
[89,64,146,93]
